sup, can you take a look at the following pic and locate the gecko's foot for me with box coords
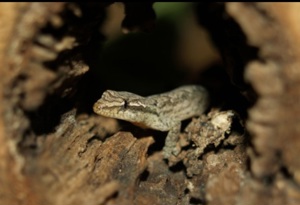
[162,146,180,159]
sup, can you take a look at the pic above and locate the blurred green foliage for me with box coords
[154,2,192,20]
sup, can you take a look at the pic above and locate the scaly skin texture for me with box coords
[93,85,209,158]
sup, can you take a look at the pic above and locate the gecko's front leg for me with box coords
[163,122,181,159]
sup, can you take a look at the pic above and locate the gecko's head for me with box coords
[93,90,147,123]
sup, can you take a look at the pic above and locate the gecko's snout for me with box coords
[93,100,102,114]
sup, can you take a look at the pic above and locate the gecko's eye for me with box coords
[123,100,128,109]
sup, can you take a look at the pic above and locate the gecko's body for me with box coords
[93,85,209,158]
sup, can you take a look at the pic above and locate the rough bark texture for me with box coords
[1,2,300,205]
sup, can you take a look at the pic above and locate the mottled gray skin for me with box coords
[93,85,209,158]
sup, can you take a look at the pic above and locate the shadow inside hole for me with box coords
[190,197,205,205]
[82,18,185,100]
[169,160,186,173]
[24,95,74,135]
[140,169,150,182]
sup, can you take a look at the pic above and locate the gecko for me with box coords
[93,85,209,159]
